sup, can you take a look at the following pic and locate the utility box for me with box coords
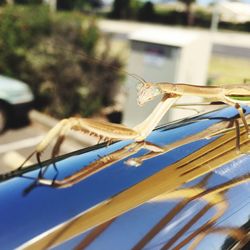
[122,28,211,127]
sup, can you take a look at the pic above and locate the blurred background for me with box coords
[0,0,250,171]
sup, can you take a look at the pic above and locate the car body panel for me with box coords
[0,106,250,249]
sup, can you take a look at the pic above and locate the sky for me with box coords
[198,0,250,5]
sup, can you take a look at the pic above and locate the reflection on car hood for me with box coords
[1,107,250,250]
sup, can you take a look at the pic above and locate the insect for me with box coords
[17,77,250,174]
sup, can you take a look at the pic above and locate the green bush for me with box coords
[193,9,211,28]
[0,6,123,118]
[109,0,141,20]
[155,9,186,25]
[0,5,50,76]
[15,0,43,4]
[109,0,131,19]
[219,20,250,32]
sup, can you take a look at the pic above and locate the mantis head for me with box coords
[137,82,162,106]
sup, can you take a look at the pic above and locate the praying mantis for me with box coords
[18,77,250,165]
[16,76,250,176]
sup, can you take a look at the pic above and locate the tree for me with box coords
[110,0,140,20]
[138,1,155,22]
[88,0,103,9]
[56,0,102,11]
[57,0,74,10]
[7,0,43,4]
[110,0,131,19]
[178,0,195,26]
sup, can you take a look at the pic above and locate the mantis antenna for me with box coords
[44,41,147,86]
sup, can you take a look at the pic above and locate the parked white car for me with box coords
[0,75,34,133]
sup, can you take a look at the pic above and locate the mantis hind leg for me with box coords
[234,119,241,153]
[222,99,250,137]
[17,119,72,180]
[234,116,250,155]
[234,103,250,137]
[38,126,68,181]
[34,129,69,186]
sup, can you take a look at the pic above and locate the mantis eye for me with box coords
[153,88,161,96]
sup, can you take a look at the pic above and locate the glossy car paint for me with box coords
[0,106,250,250]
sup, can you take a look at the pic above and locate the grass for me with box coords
[208,55,250,85]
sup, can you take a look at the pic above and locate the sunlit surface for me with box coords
[1,107,250,249]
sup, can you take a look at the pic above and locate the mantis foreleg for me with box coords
[134,94,180,140]
[126,115,250,167]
